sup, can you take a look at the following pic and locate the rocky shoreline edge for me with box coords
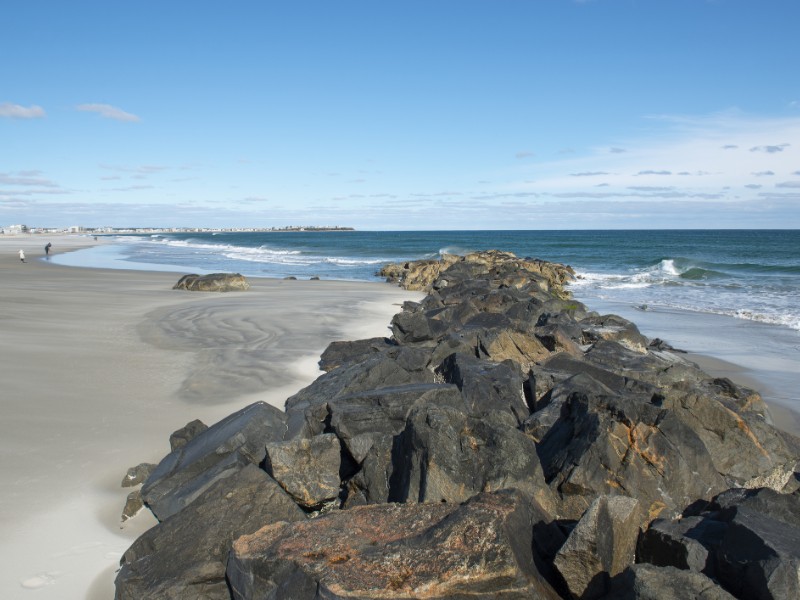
[115,250,800,599]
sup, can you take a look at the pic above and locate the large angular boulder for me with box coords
[712,488,800,600]
[636,487,800,600]
[605,564,736,600]
[636,515,726,575]
[284,352,434,439]
[168,418,208,451]
[116,464,305,600]
[390,401,555,513]
[536,374,727,520]
[436,352,531,422]
[264,433,342,508]
[553,495,643,600]
[226,489,561,599]
[318,337,396,372]
[142,402,287,521]
[328,383,463,462]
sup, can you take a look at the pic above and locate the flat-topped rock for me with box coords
[173,272,250,292]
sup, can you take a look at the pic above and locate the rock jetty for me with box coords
[116,250,800,599]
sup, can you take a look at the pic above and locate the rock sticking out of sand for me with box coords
[172,273,250,292]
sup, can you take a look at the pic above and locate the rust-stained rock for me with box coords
[226,489,561,599]
[264,433,342,508]
[379,250,574,299]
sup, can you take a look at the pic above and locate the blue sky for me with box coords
[2,0,799,230]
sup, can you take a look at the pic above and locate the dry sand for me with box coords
[0,235,421,599]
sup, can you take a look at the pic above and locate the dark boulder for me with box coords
[142,402,286,521]
[436,352,530,422]
[553,495,643,600]
[536,374,727,520]
[116,464,304,600]
[636,515,727,575]
[390,401,555,514]
[636,487,800,600]
[169,419,208,451]
[711,488,800,600]
[604,564,736,600]
[329,383,463,461]
[318,337,396,372]
[284,352,434,439]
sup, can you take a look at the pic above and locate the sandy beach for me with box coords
[0,236,421,599]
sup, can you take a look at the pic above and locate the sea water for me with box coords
[53,230,800,420]
[54,230,800,332]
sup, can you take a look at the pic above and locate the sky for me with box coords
[2,0,799,230]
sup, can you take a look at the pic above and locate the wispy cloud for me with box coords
[100,164,168,175]
[776,181,800,188]
[515,151,535,159]
[570,171,609,177]
[0,171,59,187]
[0,103,46,119]
[752,170,775,177]
[750,143,790,153]
[76,103,140,122]
[722,144,738,149]
[636,170,672,175]
[108,185,154,191]
[609,147,626,154]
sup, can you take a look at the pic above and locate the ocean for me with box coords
[53,229,800,421]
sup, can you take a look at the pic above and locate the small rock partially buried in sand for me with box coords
[172,273,250,292]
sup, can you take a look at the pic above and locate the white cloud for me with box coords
[0,103,46,119]
[503,112,800,200]
[76,103,140,122]
[0,171,59,187]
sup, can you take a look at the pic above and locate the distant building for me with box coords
[1,224,28,234]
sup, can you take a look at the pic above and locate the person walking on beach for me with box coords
[45,242,52,256]
[19,249,25,263]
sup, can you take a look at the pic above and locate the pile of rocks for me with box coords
[116,251,800,599]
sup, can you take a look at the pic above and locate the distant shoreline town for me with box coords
[1,224,355,235]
